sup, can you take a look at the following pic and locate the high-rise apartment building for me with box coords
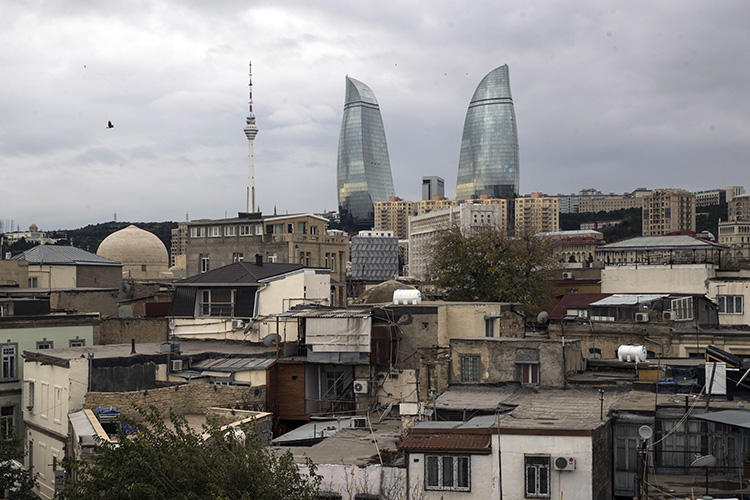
[373,197,415,239]
[728,193,750,221]
[456,65,520,201]
[170,222,188,268]
[514,193,559,236]
[408,203,508,280]
[421,176,445,201]
[414,197,459,215]
[578,194,645,213]
[641,189,696,236]
[337,76,395,231]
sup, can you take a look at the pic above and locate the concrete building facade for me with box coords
[422,176,445,201]
[642,188,696,236]
[514,193,559,236]
[373,197,414,239]
[170,222,188,268]
[350,231,399,281]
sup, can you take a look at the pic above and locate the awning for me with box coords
[693,409,750,429]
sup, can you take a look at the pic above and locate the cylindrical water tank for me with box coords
[617,344,647,363]
[393,289,422,305]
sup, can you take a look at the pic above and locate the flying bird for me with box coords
[107,121,114,129]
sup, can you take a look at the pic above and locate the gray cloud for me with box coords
[1,0,750,230]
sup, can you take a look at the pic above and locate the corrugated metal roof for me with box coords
[400,431,491,454]
[598,235,726,251]
[12,245,121,266]
[279,308,371,318]
[694,410,750,429]
[192,357,274,372]
[590,294,667,306]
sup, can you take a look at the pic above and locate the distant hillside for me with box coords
[48,221,178,254]
[560,208,642,243]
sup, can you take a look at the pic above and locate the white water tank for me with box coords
[393,289,422,305]
[618,344,647,363]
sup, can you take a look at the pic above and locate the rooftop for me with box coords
[598,235,727,251]
[187,212,329,226]
[12,245,121,267]
[177,261,315,285]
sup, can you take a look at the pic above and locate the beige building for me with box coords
[373,197,414,239]
[536,229,604,267]
[408,203,507,280]
[514,193,559,236]
[414,197,458,215]
[97,225,171,280]
[12,246,122,289]
[170,222,188,268]
[729,193,750,222]
[642,188,696,236]
[718,220,750,263]
[578,194,644,213]
[184,213,348,292]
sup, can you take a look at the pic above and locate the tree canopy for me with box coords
[429,227,556,313]
[0,436,36,500]
[58,407,321,500]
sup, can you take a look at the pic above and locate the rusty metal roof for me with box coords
[400,430,491,454]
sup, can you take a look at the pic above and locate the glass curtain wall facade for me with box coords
[456,65,520,201]
[337,77,395,231]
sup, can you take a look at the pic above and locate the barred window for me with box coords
[460,355,480,382]
[425,455,470,491]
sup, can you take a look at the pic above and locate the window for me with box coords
[1,345,17,380]
[518,362,540,385]
[239,225,252,236]
[208,226,221,237]
[324,253,330,268]
[485,318,495,337]
[224,225,236,237]
[69,339,85,347]
[525,455,550,498]
[0,406,14,439]
[310,225,318,235]
[189,226,205,238]
[200,253,210,273]
[460,355,480,382]
[232,252,244,263]
[718,295,744,314]
[330,254,336,271]
[299,252,305,264]
[36,341,53,350]
[324,368,347,398]
[297,222,306,234]
[28,277,38,288]
[53,386,62,423]
[305,252,311,267]
[26,381,34,410]
[199,289,234,317]
[267,253,277,263]
[671,297,694,321]
[425,455,470,491]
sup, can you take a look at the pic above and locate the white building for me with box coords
[408,203,507,280]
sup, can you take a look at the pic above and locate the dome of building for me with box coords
[29,224,38,232]
[97,225,169,279]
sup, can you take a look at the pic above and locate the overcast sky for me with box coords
[2,1,750,231]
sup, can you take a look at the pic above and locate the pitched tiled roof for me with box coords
[12,245,121,266]
[177,262,307,285]
[400,431,491,454]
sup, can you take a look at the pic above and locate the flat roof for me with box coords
[694,409,750,429]
[590,294,668,306]
[23,339,274,362]
[598,235,727,251]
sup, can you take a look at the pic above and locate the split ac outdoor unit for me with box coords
[171,359,183,372]
[353,380,369,394]
[635,312,649,323]
[562,272,574,280]
[662,311,673,321]
[232,319,245,329]
[553,457,576,471]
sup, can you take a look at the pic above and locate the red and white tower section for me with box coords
[243,61,259,213]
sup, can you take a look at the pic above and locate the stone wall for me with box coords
[205,407,273,444]
[97,317,169,344]
[0,260,28,287]
[591,422,613,500]
[51,289,118,318]
[84,383,266,418]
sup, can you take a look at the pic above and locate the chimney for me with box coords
[131,338,136,354]
[255,254,263,266]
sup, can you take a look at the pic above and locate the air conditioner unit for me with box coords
[635,312,649,323]
[232,319,245,329]
[350,416,368,429]
[662,311,673,321]
[553,456,576,471]
[353,380,369,394]
[171,359,183,372]
[562,272,574,280]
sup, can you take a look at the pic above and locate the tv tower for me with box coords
[243,61,259,213]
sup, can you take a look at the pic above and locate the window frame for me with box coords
[207,226,221,238]
[0,406,14,440]
[518,362,540,385]
[1,344,18,381]
[524,455,551,498]
[200,253,210,273]
[424,454,471,492]
[460,355,480,383]
[718,294,744,315]
[36,340,53,350]
[198,289,235,317]
[670,297,694,321]
[69,339,85,348]
[224,225,236,237]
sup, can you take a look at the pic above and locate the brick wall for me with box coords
[84,383,266,418]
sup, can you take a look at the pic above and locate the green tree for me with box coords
[0,436,36,500]
[58,407,321,500]
[429,227,556,313]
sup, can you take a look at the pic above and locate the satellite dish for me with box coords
[262,334,279,347]
[690,454,717,467]
[638,425,653,440]
[536,311,549,325]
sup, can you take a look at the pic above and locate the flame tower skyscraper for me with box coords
[243,61,259,213]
